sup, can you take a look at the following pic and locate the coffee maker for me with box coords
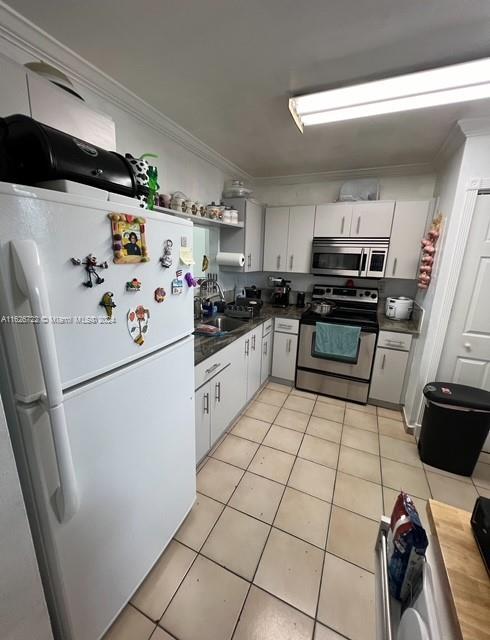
[269,277,291,307]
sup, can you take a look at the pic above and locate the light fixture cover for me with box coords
[289,57,490,131]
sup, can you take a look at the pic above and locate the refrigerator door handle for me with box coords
[11,239,79,523]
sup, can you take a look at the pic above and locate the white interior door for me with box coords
[18,337,195,640]
[287,205,315,273]
[437,194,490,450]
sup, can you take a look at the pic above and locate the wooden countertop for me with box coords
[428,500,490,640]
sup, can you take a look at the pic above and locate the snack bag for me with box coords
[387,491,428,604]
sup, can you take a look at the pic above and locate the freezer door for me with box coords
[0,185,194,400]
[17,337,195,640]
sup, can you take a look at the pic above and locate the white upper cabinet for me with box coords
[263,207,289,272]
[351,201,395,237]
[264,205,315,273]
[221,198,264,272]
[314,201,394,238]
[287,205,316,272]
[314,203,352,237]
[386,201,431,279]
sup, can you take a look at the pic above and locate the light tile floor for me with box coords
[104,381,490,640]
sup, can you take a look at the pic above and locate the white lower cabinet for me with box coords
[246,329,263,402]
[272,331,298,381]
[195,383,212,463]
[194,323,266,463]
[369,347,409,405]
[261,331,273,385]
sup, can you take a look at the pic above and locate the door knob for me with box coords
[464,342,472,350]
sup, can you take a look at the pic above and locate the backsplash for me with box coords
[218,270,417,303]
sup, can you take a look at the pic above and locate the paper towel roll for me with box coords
[216,252,245,267]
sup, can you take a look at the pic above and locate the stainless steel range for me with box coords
[296,285,379,404]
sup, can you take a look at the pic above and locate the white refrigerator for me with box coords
[0,183,196,640]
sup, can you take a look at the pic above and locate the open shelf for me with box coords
[153,206,244,229]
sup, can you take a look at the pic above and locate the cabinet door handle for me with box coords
[215,381,221,402]
[277,322,292,330]
[356,216,361,234]
[204,392,210,414]
[289,255,294,270]
[276,255,281,269]
[205,362,221,375]
[386,339,403,347]
[340,216,345,234]
[247,253,251,267]
[252,334,256,351]
[381,354,386,370]
[245,339,250,356]
[264,340,267,355]
[287,338,292,353]
[392,257,397,276]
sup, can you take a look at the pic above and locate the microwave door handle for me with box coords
[359,249,368,276]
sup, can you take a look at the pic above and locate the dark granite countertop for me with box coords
[194,304,304,365]
[377,300,423,335]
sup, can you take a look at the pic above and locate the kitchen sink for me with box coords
[203,315,248,332]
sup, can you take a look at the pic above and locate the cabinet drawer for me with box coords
[195,353,230,389]
[377,331,412,351]
[262,319,273,336]
[274,318,299,334]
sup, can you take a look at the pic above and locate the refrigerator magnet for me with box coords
[154,287,166,303]
[184,272,197,287]
[109,213,149,263]
[71,254,109,288]
[127,305,150,345]
[171,278,183,295]
[126,278,142,292]
[159,239,173,268]
[100,291,116,318]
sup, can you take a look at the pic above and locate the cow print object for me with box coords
[125,154,150,208]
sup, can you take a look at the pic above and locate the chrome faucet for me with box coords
[199,276,225,303]
[194,275,225,320]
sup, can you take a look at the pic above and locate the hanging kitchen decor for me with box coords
[418,214,442,289]
[127,305,150,346]
[126,278,142,292]
[109,213,149,263]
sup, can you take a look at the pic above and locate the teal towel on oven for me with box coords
[314,322,361,361]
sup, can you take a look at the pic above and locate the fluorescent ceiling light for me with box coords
[289,58,490,131]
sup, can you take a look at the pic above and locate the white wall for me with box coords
[0,50,229,206]
[404,131,490,426]
[253,174,435,206]
[0,395,53,640]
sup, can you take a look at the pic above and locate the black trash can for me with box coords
[418,382,490,476]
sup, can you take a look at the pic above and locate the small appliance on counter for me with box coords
[296,291,306,307]
[270,277,291,307]
[385,296,414,321]
[471,497,490,575]
[244,285,262,300]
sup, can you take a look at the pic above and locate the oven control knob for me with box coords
[359,293,363,297]
[365,291,370,296]
[326,288,332,294]
[371,293,377,299]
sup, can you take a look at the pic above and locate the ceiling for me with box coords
[8,0,490,177]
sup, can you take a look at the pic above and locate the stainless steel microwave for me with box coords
[311,237,389,278]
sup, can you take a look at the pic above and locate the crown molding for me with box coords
[0,1,250,181]
[251,162,434,186]
[433,116,490,169]
[458,116,490,138]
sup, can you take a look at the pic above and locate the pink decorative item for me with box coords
[418,214,442,290]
